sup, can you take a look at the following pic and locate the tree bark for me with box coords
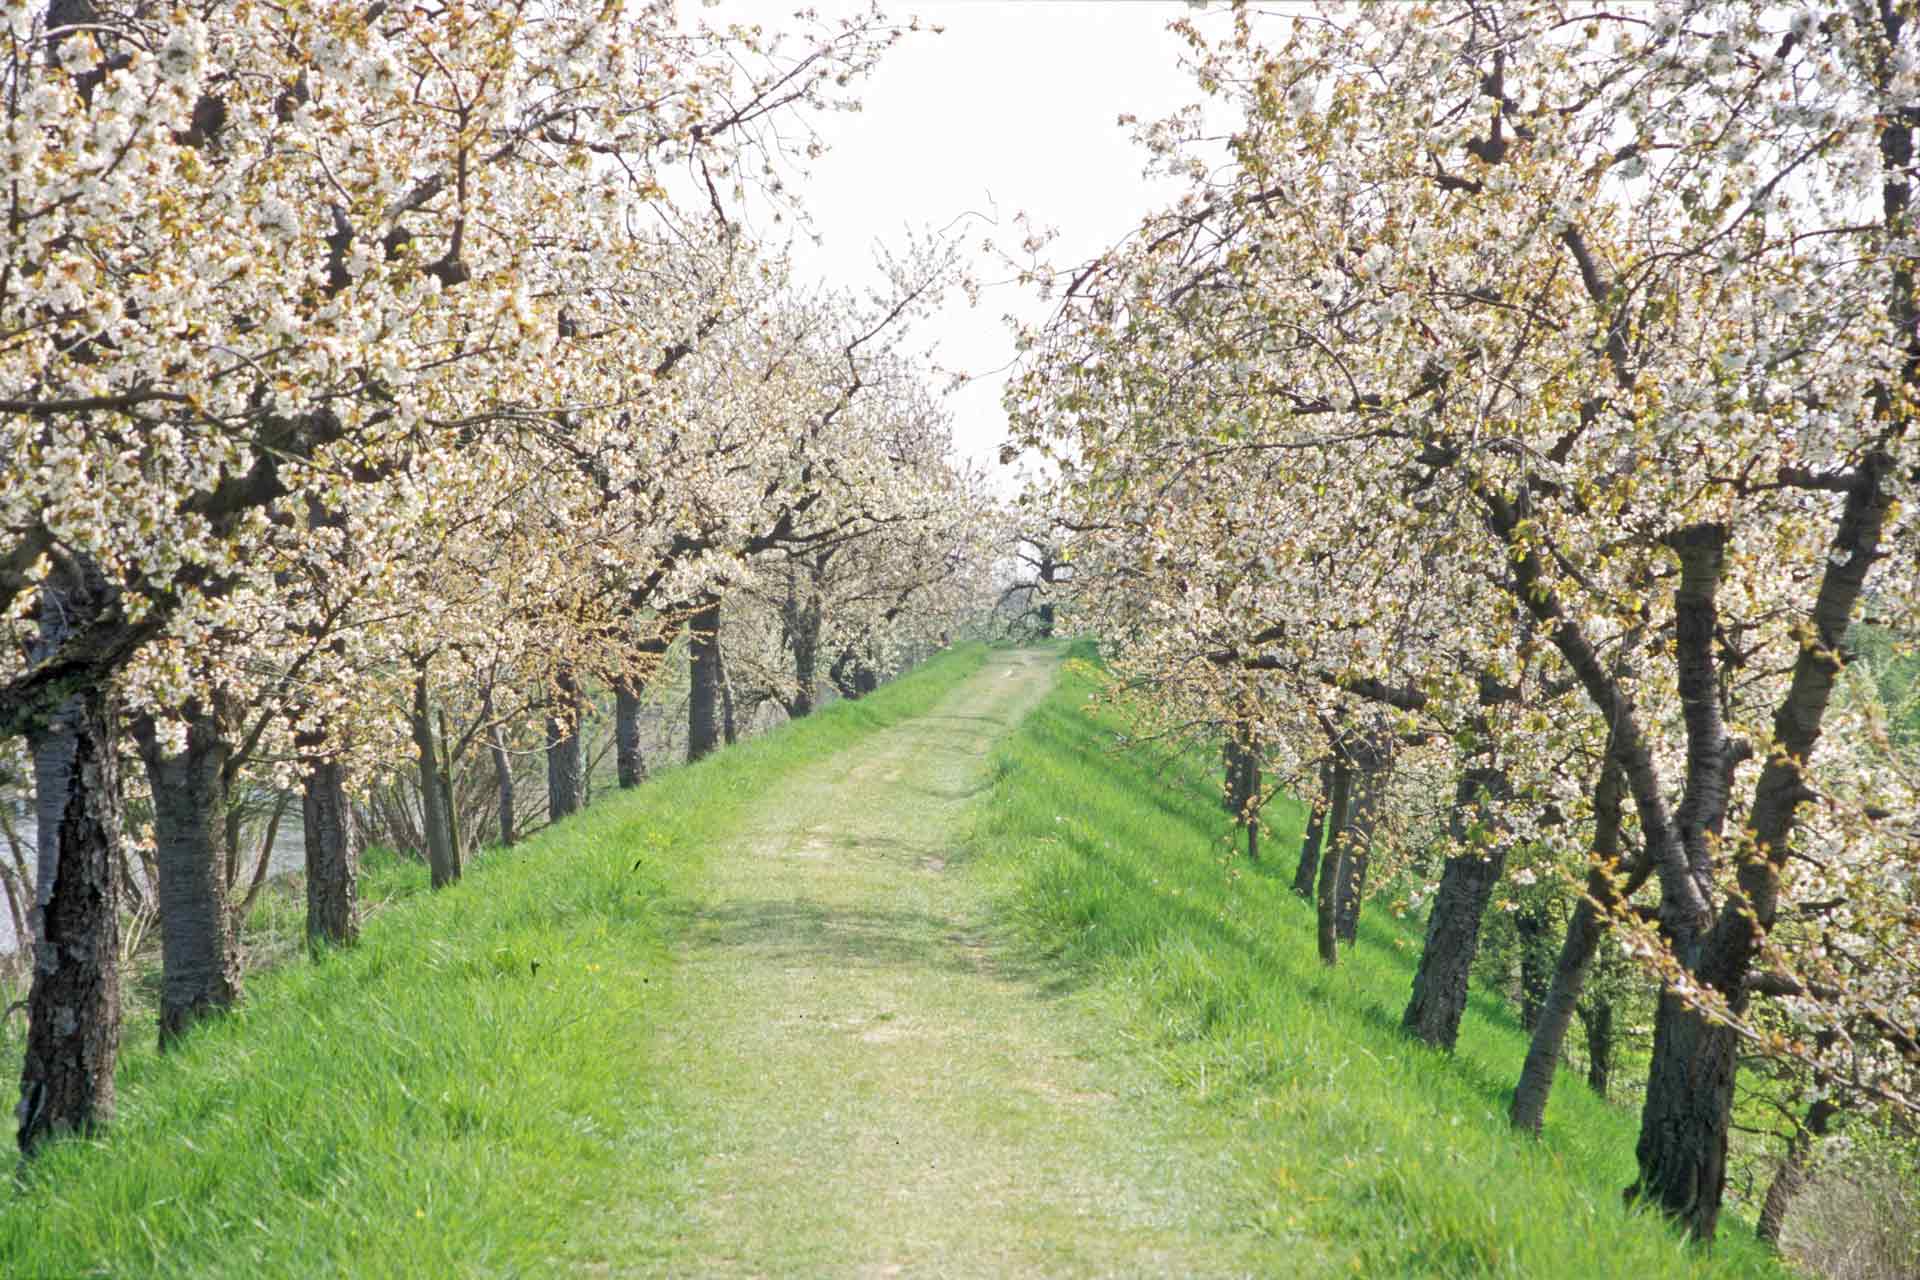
[688,595,722,762]
[302,755,358,947]
[546,665,584,821]
[131,703,242,1048]
[1756,1097,1837,1248]
[613,678,646,789]
[1512,760,1628,1131]
[1292,761,1331,898]
[1402,765,1510,1050]
[1315,761,1353,966]
[1335,756,1384,944]
[17,561,121,1155]
[410,674,460,889]
[785,588,820,719]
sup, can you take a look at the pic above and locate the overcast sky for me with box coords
[694,1,1235,478]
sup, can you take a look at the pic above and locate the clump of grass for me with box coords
[967,641,1786,1279]
[0,645,986,1279]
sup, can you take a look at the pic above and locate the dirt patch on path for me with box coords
[624,649,1269,1278]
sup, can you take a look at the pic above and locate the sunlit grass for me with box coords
[0,645,986,1279]
[966,640,1786,1279]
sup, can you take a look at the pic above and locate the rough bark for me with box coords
[17,561,121,1155]
[1334,758,1384,944]
[545,665,585,820]
[1511,759,1629,1131]
[613,678,646,789]
[1756,1097,1837,1248]
[131,703,242,1048]
[1292,761,1331,898]
[785,590,820,720]
[1223,719,1260,861]
[302,756,358,947]
[1402,765,1510,1050]
[410,675,460,889]
[1315,761,1353,966]
[687,595,722,762]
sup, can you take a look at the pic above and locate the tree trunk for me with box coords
[410,675,460,889]
[1756,1097,1837,1248]
[1401,765,1510,1050]
[1511,760,1629,1131]
[1292,762,1330,898]
[613,678,646,789]
[1315,761,1353,966]
[484,686,516,843]
[436,704,463,867]
[17,654,122,1156]
[1632,992,1741,1237]
[717,633,739,747]
[688,596,722,762]
[1223,721,1260,861]
[1335,760,1384,944]
[545,665,585,821]
[302,755,358,948]
[787,598,820,719]
[1579,999,1613,1098]
[131,704,242,1048]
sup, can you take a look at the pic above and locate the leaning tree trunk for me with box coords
[302,753,359,948]
[1314,761,1354,966]
[132,704,243,1048]
[1334,760,1385,944]
[1402,762,1511,1050]
[1756,1096,1838,1248]
[546,665,585,820]
[687,595,723,762]
[410,675,460,889]
[18,566,122,1156]
[1292,761,1331,899]
[1512,760,1626,1131]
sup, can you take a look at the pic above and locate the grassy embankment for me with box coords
[0,644,988,1279]
[965,641,1788,1279]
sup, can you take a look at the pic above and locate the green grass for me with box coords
[965,641,1789,1279]
[0,644,987,1280]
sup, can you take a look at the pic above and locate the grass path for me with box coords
[637,648,1275,1277]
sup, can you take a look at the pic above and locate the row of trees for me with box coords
[1010,0,1918,1247]
[3,0,996,1157]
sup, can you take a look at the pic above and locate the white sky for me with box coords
[695,0,1236,479]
